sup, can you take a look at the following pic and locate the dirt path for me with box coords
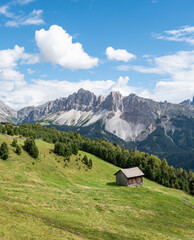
[182,199,194,208]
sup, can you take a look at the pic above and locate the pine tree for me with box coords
[88,159,93,169]
[71,143,78,155]
[30,143,39,158]
[189,176,194,195]
[0,142,9,160]
[14,127,19,136]
[83,155,89,166]
[16,144,21,155]
[12,139,17,147]
[64,145,71,157]
[0,124,3,133]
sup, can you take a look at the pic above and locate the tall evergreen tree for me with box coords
[83,155,89,166]
[16,144,21,155]
[0,142,9,160]
[88,159,93,169]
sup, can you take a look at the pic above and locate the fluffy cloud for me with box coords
[0,45,39,69]
[106,47,136,62]
[135,50,194,77]
[0,45,39,95]
[153,25,194,45]
[35,25,99,70]
[121,50,194,103]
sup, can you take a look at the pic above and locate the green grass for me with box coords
[0,134,193,240]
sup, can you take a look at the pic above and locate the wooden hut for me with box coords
[114,167,144,186]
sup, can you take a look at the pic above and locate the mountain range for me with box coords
[0,89,194,170]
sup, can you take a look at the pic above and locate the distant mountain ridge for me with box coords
[0,89,194,170]
[1,89,194,142]
[180,97,194,105]
[14,89,194,141]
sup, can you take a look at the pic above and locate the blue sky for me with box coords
[0,0,194,109]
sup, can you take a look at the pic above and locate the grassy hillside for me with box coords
[0,134,193,240]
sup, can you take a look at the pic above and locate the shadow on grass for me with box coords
[106,182,117,186]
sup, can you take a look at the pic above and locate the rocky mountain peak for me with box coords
[0,100,17,122]
[67,89,98,108]
[180,96,194,105]
[101,91,124,111]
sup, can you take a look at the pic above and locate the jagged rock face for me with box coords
[66,88,98,109]
[18,89,103,123]
[180,97,194,106]
[101,91,124,111]
[17,106,36,123]
[1,89,194,142]
[0,100,17,122]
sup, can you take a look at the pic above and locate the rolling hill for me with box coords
[0,134,193,240]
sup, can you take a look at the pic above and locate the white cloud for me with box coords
[153,80,194,103]
[138,51,194,75]
[35,25,99,70]
[106,47,136,62]
[126,51,194,103]
[0,45,24,69]
[0,4,13,18]
[0,45,39,98]
[110,76,136,95]
[17,0,35,5]
[5,9,44,27]
[0,45,39,69]
[27,68,35,74]
[0,0,44,27]
[153,25,194,45]
[116,64,164,74]
[116,65,131,71]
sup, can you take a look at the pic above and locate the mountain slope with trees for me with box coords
[0,122,193,194]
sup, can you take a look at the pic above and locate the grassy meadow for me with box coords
[0,134,193,240]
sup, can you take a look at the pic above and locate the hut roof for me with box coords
[114,167,144,178]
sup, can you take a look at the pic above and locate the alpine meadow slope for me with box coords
[0,133,193,240]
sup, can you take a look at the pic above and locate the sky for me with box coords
[0,0,194,110]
